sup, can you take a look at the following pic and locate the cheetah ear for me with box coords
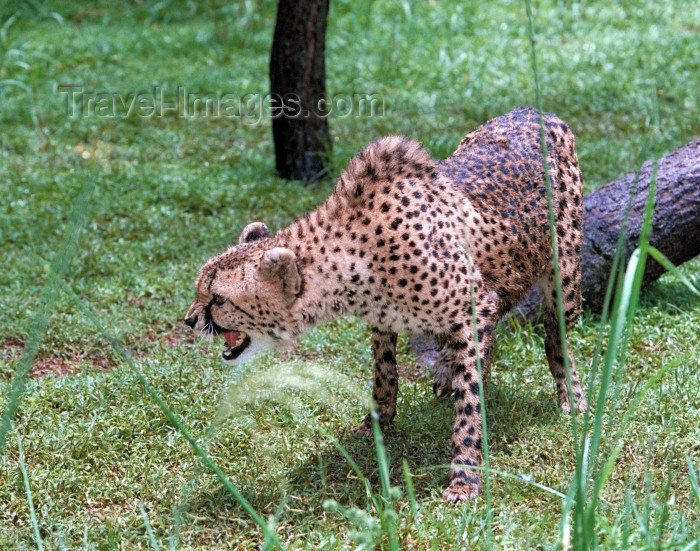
[238,222,271,244]
[259,247,303,298]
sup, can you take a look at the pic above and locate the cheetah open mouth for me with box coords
[222,331,251,361]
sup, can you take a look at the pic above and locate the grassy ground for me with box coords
[1,1,698,549]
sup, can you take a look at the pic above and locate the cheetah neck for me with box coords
[273,195,359,332]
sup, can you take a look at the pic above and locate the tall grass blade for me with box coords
[139,503,162,551]
[56,280,286,551]
[595,353,688,492]
[585,160,659,535]
[600,84,663,422]
[0,11,20,45]
[459,209,492,543]
[687,455,700,513]
[452,511,468,551]
[646,247,700,296]
[0,175,94,454]
[524,3,585,548]
[580,140,653,468]
[402,459,419,519]
[571,90,660,519]
[326,433,373,501]
[17,432,44,551]
[614,162,658,368]
[371,416,399,551]
[654,464,675,550]
[263,498,289,551]
[686,457,700,551]
[423,463,565,498]
[525,0,580,432]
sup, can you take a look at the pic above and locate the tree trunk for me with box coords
[580,139,699,310]
[270,0,331,182]
[411,139,700,363]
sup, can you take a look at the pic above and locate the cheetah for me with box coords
[184,106,587,504]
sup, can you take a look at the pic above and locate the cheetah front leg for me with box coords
[352,328,398,436]
[443,286,498,503]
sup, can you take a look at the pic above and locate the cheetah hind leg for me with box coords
[537,273,588,414]
[543,310,588,413]
[432,345,457,398]
[433,338,494,399]
[352,329,399,437]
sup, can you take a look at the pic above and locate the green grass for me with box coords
[1,0,699,549]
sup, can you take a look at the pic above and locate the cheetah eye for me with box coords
[212,293,227,306]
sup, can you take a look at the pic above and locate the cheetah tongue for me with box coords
[222,331,251,361]
[223,331,242,348]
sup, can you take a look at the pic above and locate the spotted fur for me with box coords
[185,106,587,504]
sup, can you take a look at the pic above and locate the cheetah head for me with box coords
[184,222,304,365]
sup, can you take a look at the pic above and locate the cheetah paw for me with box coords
[433,380,453,398]
[442,479,482,504]
[351,418,373,437]
[559,390,588,414]
[432,366,454,398]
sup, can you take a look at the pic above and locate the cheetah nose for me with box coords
[184,315,198,328]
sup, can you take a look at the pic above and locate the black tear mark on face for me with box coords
[231,302,256,321]
[204,299,228,335]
